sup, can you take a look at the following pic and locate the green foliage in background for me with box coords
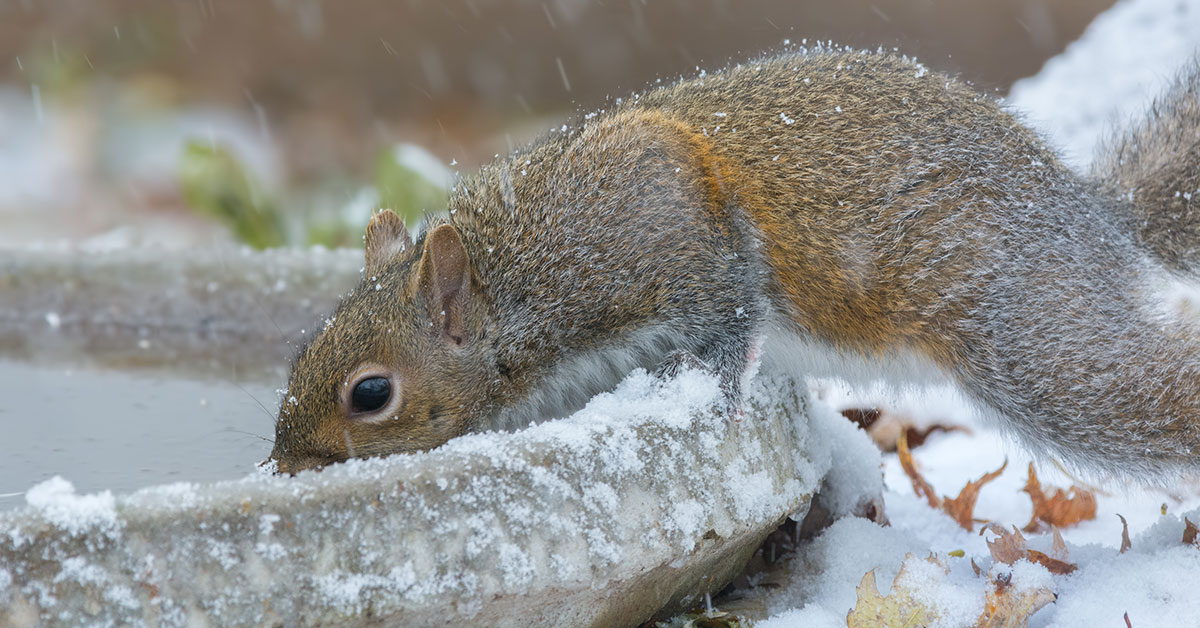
[374,147,449,230]
[178,141,448,249]
[179,141,287,249]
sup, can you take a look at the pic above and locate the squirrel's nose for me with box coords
[269,454,339,476]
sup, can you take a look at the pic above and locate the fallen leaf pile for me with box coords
[816,408,1198,628]
[897,432,1101,534]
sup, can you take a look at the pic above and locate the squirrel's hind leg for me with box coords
[652,345,753,419]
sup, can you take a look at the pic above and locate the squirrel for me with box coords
[269,48,1200,479]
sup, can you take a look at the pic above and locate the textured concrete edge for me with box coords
[0,246,363,377]
[0,372,824,627]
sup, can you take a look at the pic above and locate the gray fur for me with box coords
[1096,58,1200,274]
[274,47,1200,480]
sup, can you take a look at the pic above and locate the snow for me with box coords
[22,477,119,539]
[0,368,831,626]
[750,4,1200,626]
[752,384,1200,627]
[1008,0,1200,170]
[1050,514,1200,626]
[900,557,983,628]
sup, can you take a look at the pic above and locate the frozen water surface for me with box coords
[0,246,365,510]
[0,246,361,379]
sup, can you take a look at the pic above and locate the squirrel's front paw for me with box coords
[653,350,712,381]
[654,350,744,420]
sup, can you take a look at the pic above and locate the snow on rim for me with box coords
[0,369,840,627]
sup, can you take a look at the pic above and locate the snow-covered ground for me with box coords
[752,0,1200,625]
[753,385,1200,628]
[1008,0,1200,171]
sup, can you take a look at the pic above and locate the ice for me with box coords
[0,369,832,627]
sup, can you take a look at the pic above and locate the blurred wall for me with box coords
[1,0,1115,176]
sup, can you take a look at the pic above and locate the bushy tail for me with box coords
[1096,59,1200,273]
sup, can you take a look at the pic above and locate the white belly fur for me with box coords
[758,324,951,391]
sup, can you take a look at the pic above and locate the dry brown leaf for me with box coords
[1184,517,1199,547]
[1117,514,1132,554]
[975,572,1056,628]
[982,523,1077,574]
[842,407,882,431]
[1048,458,1111,497]
[866,412,906,451]
[1025,549,1077,575]
[846,569,938,628]
[847,555,948,628]
[1050,526,1068,560]
[1022,463,1097,532]
[905,423,972,449]
[983,523,1028,565]
[899,434,1005,530]
[942,460,1007,531]
[898,430,940,508]
[851,406,971,452]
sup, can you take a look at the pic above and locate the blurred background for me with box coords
[0,0,1116,250]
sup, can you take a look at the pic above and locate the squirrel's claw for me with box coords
[654,349,746,421]
[653,349,712,381]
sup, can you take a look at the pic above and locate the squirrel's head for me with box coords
[268,210,498,474]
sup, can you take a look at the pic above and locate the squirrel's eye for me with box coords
[351,377,391,413]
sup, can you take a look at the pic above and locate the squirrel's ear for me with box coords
[417,223,474,347]
[364,209,412,274]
